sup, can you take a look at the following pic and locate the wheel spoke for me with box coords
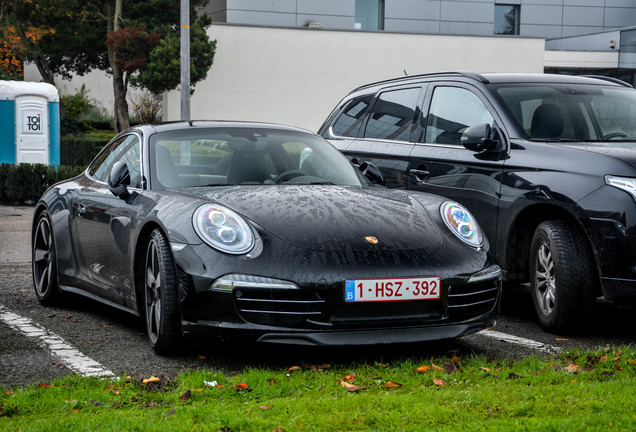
[34,247,48,264]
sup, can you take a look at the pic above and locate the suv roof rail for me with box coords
[582,75,633,88]
[353,71,489,92]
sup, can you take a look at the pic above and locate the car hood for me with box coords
[560,142,636,169]
[186,185,443,251]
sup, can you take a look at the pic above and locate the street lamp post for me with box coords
[180,0,190,121]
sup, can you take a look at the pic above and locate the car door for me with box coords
[340,86,425,189]
[408,83,508,245]
[72,134,143,300]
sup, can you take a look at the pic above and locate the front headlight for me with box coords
[605,175,636,200]
[193,204,254,254]
[440,201,484,249]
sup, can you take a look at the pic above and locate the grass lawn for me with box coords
[1,346,635,431]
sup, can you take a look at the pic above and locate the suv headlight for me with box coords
[440,201,485,249]
[605,175,636,200]
[193,204,254,254]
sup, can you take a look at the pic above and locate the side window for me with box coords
[331,95,373,138]
[89,135,142,188]
[364,87,420,142]
[424,87,494,145]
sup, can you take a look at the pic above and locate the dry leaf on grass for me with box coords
[340,381,367,392]
[433,378,446,387]
[143,376,160,384]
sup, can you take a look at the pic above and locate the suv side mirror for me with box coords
[461,123,500,152]
[108,161,131,199]
[359,161,386,186]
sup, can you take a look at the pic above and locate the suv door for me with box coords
[342,86,424,189]
[409,83,508,246]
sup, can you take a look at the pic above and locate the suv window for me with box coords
[424,86,494,145]
[89,135,142,188]
[331,95,373,138]
[364,87,420,142]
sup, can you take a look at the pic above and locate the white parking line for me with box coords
[477,329,563,354]
[0,305,114,378]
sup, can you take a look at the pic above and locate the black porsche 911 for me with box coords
[32,121,501,354]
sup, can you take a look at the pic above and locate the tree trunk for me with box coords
[108,0,129,133]
[33,54,67,118]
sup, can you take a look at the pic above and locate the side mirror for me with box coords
[359,161,386,186]
[461,123,500,152]
[108,161,131,199]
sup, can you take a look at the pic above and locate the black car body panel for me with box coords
[33,122,501,350]
[319,72,636,331]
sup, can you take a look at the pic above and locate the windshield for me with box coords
[149,127,366,189]
[490,83,636,142]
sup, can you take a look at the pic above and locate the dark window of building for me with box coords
[494,4,519,35]
[331,95,374,138]
[364,87,420,141]
[355,0,384,31]
[619,29,636,68]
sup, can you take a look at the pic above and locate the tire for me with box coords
[144,228,182,354]
[529,220,596,333]
[32,210,60,305]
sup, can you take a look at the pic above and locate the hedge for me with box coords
[0,164,85,204]
[60,131,114,167]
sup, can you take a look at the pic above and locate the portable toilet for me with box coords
[0,80,60,165]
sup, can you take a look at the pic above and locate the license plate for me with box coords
[344,277,441,303]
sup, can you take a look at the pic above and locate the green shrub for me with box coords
[60,130,115,167]
[0,163,84,204]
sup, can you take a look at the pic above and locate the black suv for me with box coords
[319,72,636,333]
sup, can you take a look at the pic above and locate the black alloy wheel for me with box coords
[144,228,182,354]
[32,211,59,304]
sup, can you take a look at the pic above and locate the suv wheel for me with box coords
[530,220,596,333]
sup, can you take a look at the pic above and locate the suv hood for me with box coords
[560,142,636,169]
[187,185,443,251]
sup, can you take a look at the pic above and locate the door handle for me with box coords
[409,169,430,183]
[76,203,87,217]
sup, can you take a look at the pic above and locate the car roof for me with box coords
[350,71,631,94]
[123,120,313,136]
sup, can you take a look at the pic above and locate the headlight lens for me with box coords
[605,175,636,200]
[193,204,254,254]
[440,201,484,249]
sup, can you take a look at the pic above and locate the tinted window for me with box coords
[364,87,420,141]
[89,135,142,188]
[493,83,636,141]
[424,87,494,145]
[331,95,373,138]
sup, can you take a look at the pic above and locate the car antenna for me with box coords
[404,70,408,76]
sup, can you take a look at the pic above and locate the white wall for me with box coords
[164,24,545,132]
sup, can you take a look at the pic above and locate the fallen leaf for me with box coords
[52,361,69,366]
[449,356,461,363]
[37,383,52,389]
[444,362,459,374]
[287,366,300,372]
[551,364,562,371]
[433,378,446,387]
[554,338,569,341]
[508,372,520,379]
[340,381,367,392]
[480,367,492,372]
[179,390,191,402]
[383,381,402,388]
[564,364,580,373]
[272,428,285,432]
[143,376,160,384]
[342,374,356,382]
[267,378,279,385]
[431,362,443,371]
[234,383,248,391]
[259,405,272,410]
[416,365,430,373]
[102,324,111,327]
[627,359,636,364]
[197,355,206,360]
[112,401,121,408]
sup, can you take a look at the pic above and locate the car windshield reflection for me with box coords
[149,128,365,189]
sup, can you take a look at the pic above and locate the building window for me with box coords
[355,0,384,31]
[494,4,519,35]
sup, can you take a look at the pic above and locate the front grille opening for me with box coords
[234,289,326,326]
[448,280,500,319]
